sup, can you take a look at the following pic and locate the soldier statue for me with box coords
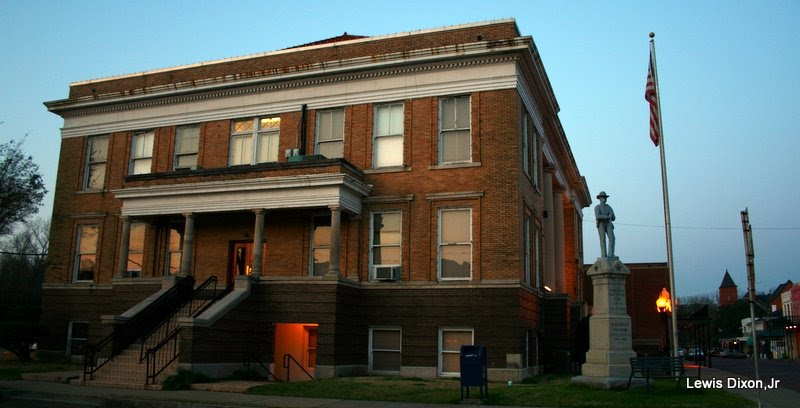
[595,191,616,258]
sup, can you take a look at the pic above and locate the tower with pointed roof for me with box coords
[719,269,739,306]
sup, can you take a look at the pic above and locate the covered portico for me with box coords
[112,171,372,280]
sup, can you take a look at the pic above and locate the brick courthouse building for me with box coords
[41,19,591,386]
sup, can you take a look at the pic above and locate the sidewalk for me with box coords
[3,367,798,408]
[690,364,800,408]
[0,379,454,408]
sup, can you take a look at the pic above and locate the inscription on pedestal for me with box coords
[608,286,626,314]
[610,321,629,345]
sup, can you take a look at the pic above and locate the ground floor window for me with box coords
[438,328,473,376]
[370,327,401,373]
[66,320,88,359]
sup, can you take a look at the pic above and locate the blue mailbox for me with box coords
[460,345,487,400]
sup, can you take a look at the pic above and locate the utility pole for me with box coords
[741,208,761,407]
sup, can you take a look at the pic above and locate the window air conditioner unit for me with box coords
[374,266,401,281]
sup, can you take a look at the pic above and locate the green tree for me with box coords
[0,139,47,237]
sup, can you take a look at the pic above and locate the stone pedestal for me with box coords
[572,257,638,389]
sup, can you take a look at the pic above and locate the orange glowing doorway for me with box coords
[227,241,266,288]
[273,323,318,381]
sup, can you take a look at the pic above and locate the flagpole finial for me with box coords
[649,32,655,39]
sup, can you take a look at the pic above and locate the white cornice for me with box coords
[58,57,520,139]
[113,173,372,216]
[48,40,528,116]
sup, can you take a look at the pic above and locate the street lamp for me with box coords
[656,287,672,357]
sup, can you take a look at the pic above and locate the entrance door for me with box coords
[227,241,266,286]
[274,323,318,382]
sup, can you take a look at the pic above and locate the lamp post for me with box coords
[656,287,672,357]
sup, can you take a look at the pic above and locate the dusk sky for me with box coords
[1,1,797,300]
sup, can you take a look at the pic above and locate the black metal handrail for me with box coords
[139,276,219,362]
[283,353,313,382]
[142,276,223,385]
[145,328,182,385]
[83,275,195,380]
[243,352,282,382]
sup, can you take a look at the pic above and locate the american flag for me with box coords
[645,50,660,146]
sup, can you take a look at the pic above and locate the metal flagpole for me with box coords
[649,33,680,360]
[741,208,761,407]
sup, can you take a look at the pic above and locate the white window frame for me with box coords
[84,135,108,190]
[126,222,145,278]
[369,327,402,374]
[534,222,542,289]
[373,102,404,168]
[73,224,98,283]
[130,130,154,175]
[174,124,200,170]
[438,327,474,377]
[66,320,89,359]
[316,108,345,159]
[531,117,540,189]
[310,215,331,277]
[369,211,402,281]
[229,117,280,166]
[165,223,183,276]
[438,95,471,164]
[437,208,472,281]
[524,214,532,286]
[522,111,530,176]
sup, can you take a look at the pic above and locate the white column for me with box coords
[327,205,341,277]
[115,216,131,278]
[251,209,265,279]
[553,188,566,293]
[543,167,555,291]
[179,213,195,276]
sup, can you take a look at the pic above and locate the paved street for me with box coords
[709,357,800,392]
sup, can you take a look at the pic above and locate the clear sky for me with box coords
[1,0,797,299]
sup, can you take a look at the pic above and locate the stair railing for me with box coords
[139,276,219,362]
[83,275,195,381]
[143,276,223,385]
[283,353,314,382]
[242,352,282,382]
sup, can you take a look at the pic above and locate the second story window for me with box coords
[439,95,471,164]
[373,103,404,168]
[174,124,200,170]
[316,108,345,159]
[130,130,154,175]
[84,135,108,190]
[229,117,280,166]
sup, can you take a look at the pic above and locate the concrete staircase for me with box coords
[80,344,178,390]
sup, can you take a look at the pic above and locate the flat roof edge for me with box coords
[70,18,517,86]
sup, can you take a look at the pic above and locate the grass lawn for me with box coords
[247,375,755,407]
[0,359,82,381]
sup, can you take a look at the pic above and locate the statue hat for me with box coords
[596,191,609,199]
